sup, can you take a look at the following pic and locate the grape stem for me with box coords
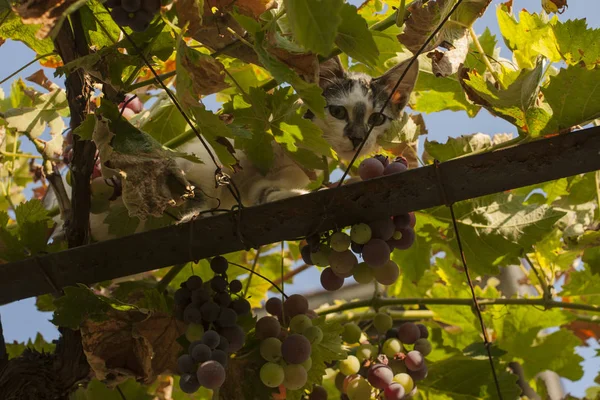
[316,297,600,315]
[228,261,288,299]
[156,263,188,292]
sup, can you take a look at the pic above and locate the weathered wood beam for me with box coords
[1,126,600,304]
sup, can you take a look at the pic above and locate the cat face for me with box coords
[308,58,419,161]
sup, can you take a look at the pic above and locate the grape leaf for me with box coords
[413,72,480,117]
[3,88,68,139]
[70,379,153,400]
[140,99,188,145]
[13,0,88,40]
[79,1,121,50]
[5,333,55,359]
[0,10,55,55]
[73,114,96,140]
[464,28,499,75]
[424,133,494,162]
[559,265,600,306]
[540,66,600,135]
[335,3,379,66]
[282,0,343,56]
[103,205,141,238]
[553,19,600,69]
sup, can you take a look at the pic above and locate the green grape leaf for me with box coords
[540,66,600,135]
[463,28,498,75]
[0,10,55,55]
[583,247,600,276]
[79,1,121,50]
[559,265,600,306]
[418,354,520,399]
[282,0,343,56]
[52,285,137,329]
[189,105,240,167]
[3,88,68,139]
[5,333,56,360]
[553,19,600,69]
[430,192,566,275]
[413,72,480,117]
[140,99,187,145]
[73,114,96,140]
[496,5,561,68]
[70,378,153,400]
[335,3,379,66]
[36,293,56,312]
[460,58,551,137]
[424,133,494,162]
[103,205,141,238]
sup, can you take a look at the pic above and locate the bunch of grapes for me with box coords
[301,155,416,292]
[334,314,432,399]
[106,0,161,32]
[118,94,144,120]
[256,294,321,394]
[173,256,251,394]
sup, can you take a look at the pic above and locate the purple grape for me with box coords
[358,158,384,180]
[265,297,283,317]
[284,294,309,318]
[374,154,390,167]
[191,289,210,305]
[362,238,391,267]
[179,373,200,393]
[389,227,415,250]
[141,0,161,13]
[282,334,312,364]
[397,322,420,344]
[309,385,328,400]
[405,350,425,371]
[373,260,400,286]
[230,298,251,315]
[211,349,229,367]
[211,275,228,293]
[110,6,133,26]
[217,307,237,328]
[369,218,396,241]
[202,330,221,349]
[216,335,230,352]
[213,292,231,307]
[191,343,211,363]
[367,363,394,389]
[408,363,428,381]
[129,10,152,32]
[105,0,121,7]
[384,161,408,175]
[385,328,399,339]
[394,156,408,167]
[220,325,245,352]
[384,382,406,399]
[177,354,195,374]
[256,316,281,340]
[210,256,228,273]
[351,241,364,254]
[174,287,191,305]
[121,0,141,12]
[200,301,220,322]
[301,245,314,265]
[417,324,429,339]
[183,304,203,324]
[185,275,203,290]
[393,213,413,230]
[229,279,243,293]
[197,360,226,389]
[320,267,344,291]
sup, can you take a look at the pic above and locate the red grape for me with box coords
[256,316,281,340]
[320,267,344,291]
[282,334,312,364]
[405,350,425,371]
[367,364,394,389]
[384,382,406,399]
[284,294,309,318]
[383,162,408,175]
[389,227,415,250]
[397,322,420,344]
[369,218,396,241]
[265,297,283,317]
[358,158,384,180]
[197,360,226,389]
[373,260,400,285]
[362,238,391,267]
[417,323,429,339]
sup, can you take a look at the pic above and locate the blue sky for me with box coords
[1,0,599,396]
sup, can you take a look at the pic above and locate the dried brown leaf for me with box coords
[26,69,59,91]
[13,0,83,39]
[428,31,470,77]
[181,53,229,96]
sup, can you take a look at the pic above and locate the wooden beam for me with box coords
[2,127,600,304]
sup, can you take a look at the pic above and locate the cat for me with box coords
[48,57,419,241]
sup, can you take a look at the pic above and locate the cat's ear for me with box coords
[318,56,346,89]
[373,58,419,109]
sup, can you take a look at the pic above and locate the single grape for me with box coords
[374,154,390,167]
[179,373,200,394]
[341,323,362,344]
[110,6,133,26]
[283,363,308,390]
[211,275,228,293]
[393,373,414,393]
[352,262,374,284]
[191,289,210,305]
[309,385,328,400]
[414,338,432,356]
[393,213,412,230]
[397,322,420,344]
[303,326,323,345]
[183,304,203,324]
[200,301,220,322]
[174,287,191,305]
[351,223,372,244]
[339,355,361,375]
[329,250,358,277]
[382,338,402,358]
[311,245,331,267]
[188,340,202,355]
[306,234,321,250]
[384,382,406,400]
[256,316,281,340]
[197,360,226,389]
[220,325,246,352]
[373,260,400,286]
[416,324,429,339]
[260,337,282,362]
[335,372,345,392]
[369,219,396,241]
[141,0,161,13]
[301,245,314,265]
[356,343,376,363]
[284,294,309,318]
[177,354,195,374]
[185,275,203,291]
[129,10,152,32]
[351,241,364,254]
[121,0,141,12]
[230,298,251,315]
[290,314,312,333]
[383,162,408,175]
[210,256,228,273]
[346,377,372,400]
[260,362,285,388]
[185,323,204,342]
[367,364,394,390]
[202,330,221,349]
[320,267,344,291]
[386,328,399,339]
[330,231,351,252]
[407,363,428,381]
[122,95,143,113]
[362,238,391,268]
[301,356,312,371]
[394,156,408,167]
[216,336,230,352]
[191,343,212,363]
[405,350,425,371]
[358,158,385,180]
[211,349,229,368]
[373,312,393,333]
[213,292,231,307]
[229,279,243,293]
[282,334,312,364]
[388,227,415,250]
[217,307,237,328]
[265,297,283,317]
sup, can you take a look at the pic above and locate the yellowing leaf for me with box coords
[14,0,88,39]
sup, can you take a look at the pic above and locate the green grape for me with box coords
[339,355,361,375]
[356,343,376,363]
[260,362,285,388]
[389,358,407,375]
[414,338,432,356]
[303,326,323,345]
[392,231,403,240]
[283,363,308,390]
[311,245,331,267]
[260,337,282,362]
[185,323,204,342]
[373,312,393,333]
[350,223,372,244]
[382,338,402,358]
[330,231,351,252]
[393,373,414,393]
[341,323,362,344]
[352,262,374,284]
[346,377,372,400]
[301,356,312,371]
[290,314,312,334]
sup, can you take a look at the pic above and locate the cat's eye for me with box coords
[328,105,348,120]
[368,112,387,126]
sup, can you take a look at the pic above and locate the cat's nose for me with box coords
[350,136,363,149]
